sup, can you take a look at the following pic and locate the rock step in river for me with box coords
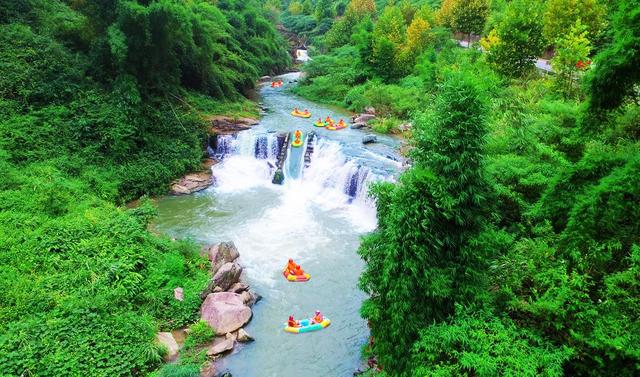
[154,72,402,377]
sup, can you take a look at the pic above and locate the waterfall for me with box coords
[212,133,280,161]
[211,130,387,209]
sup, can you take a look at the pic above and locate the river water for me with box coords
[154,73,402,377]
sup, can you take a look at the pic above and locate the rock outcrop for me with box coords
[170,171,214,195]
[156,332,180,361]
[352,113,376,124]
[212,262,243,292]
[209,242,240,273]
[209,116,259,135]
[201,292,252,335]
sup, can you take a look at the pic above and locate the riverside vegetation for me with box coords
[277,0,639,375]
[0,0,288,375]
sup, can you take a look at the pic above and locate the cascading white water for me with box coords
[213,131,381,208]
[213,132,281,162]
[155,72,404,377]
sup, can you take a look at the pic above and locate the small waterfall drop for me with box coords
[212,131,382,206]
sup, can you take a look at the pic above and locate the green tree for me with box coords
[288,1,304,15]
[302,0,313,14]
[314,0,334,21]
[585,0,640,115]
[543,0,606,43]
[487,0,545,77]
[359,72,491,375]
[374,5,407,45]
[346,0,377,18]
[552,19,592,98]
[452,0,490,43]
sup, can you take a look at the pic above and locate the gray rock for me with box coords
[259,75,271,82]
[272,168,284,185]
[362,135,378,144]
[209,242,240,273]
[364,106,376,115]
[201,292,252,335]
[354,114,376,123]
[173,287,184,301]
[237,328,254,343]
[240,290,261,307]
[156,332,180,361]
[170,172,213,195]
[351,122,367,129]
[213,262,243,291]
[207,336,234,356]
[228,282,249,293]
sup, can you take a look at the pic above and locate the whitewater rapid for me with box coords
[154,72,401,376]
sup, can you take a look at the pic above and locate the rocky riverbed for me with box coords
[156,241,259,377]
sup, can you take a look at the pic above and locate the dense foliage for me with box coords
[0,0,288,375]
[292,0,640,375]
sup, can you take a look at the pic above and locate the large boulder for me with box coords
[351,122,367,130]
[354,114,376,124]
[208,242,240,273]
[201,292,252,335]
[213,262,243,291]
[156,332,180,361]
[170,172,214,195]
[200,262,243,299]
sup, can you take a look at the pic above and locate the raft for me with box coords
[327,122,347,131]
[283,269,311,282]
[314,121,327,127]
[291,137,304,147]
[291,110,311,118]
[284,318,331,334]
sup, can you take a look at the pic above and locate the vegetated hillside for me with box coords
[289,0,639,375]
[0,0,288,375]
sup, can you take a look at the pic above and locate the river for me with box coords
[153,73,402,377]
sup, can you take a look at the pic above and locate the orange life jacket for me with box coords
[288,319,298,327]
[313,314,323,323]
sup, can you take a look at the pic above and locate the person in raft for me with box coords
[288,315,300,328]
[325,116,332,123]
[286,258,299,274]
[311,310,324,324]
[294,265,305,276]
[294,130,302,140]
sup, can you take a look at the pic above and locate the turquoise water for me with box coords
[153,73,401,377]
